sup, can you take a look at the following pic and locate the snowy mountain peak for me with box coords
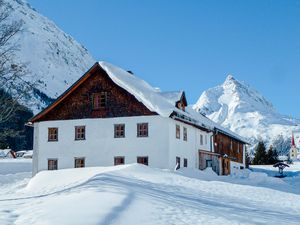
[193,75,300,147]
[224,74,236,84]
[222,75,244,95]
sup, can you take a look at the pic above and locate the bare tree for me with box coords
[0,0,34,123]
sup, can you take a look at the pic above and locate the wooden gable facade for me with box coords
[214,131,244,164]
[31,64,157,123]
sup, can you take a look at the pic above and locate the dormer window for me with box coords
[177,101,185,111]
[176,92,187,112]
[93,92,107,109]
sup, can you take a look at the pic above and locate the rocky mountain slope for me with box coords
[193,75,300,150]
[8,0,95,113]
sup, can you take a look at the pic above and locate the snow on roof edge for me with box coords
[98,61,176,117]
[98,61,247,143]
[159,91,184,106]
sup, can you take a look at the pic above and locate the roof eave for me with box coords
[29,62,100,123]
[214,128,250,145]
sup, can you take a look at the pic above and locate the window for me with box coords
[177,102,185,111]
[205,135,208,145]
[92,92,107,109]
[184,158,188,167]
[137,123,148,137]
[183,127,187,141]
[75,126,85,140]
[114,156,125,165]
[48,128,58,141]
[137,156,148,166]
[48,159,58,170]
[200,134,203,145]
[176,125,180,139]
[176,157,180,170]
[114,124,125,138]
[230,140,233,150]
[74,157,85,168]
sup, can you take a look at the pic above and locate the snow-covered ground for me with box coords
[0,160,300,225]
[0,159,32,175]
[251,162,300,188]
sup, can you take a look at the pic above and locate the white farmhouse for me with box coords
[29,62,247,176]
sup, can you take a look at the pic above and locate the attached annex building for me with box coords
[30,62,247,176]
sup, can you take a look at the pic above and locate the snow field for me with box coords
[0,160,300,224]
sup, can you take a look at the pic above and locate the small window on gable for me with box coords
[75,126,85,140]
[183,127,187,141]
[74,157,85,168]
[93,92,107,109]
[176,125,180,139]
[114,124,125,138]
[48,128,58,141]
[137,123,148,137]
[48,159,58,170]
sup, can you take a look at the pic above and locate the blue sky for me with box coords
[28,0,300,118]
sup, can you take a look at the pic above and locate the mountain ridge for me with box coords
[8,0,95,113]
[193,75,300,148]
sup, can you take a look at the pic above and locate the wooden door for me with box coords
[222,158,230,175]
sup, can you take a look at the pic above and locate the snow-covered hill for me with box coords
[193,75,300,148]
[8,0,95,112]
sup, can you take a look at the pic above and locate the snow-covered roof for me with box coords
[0,149,12,158]
[30,61,247,143]
[99,62,176,117]
[23,150,33,156]
[184,106,248,143]
[99,62,248,143]
[159,91,184,106]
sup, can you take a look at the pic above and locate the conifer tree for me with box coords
[253,141,267,165]
[266,145,278,164]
